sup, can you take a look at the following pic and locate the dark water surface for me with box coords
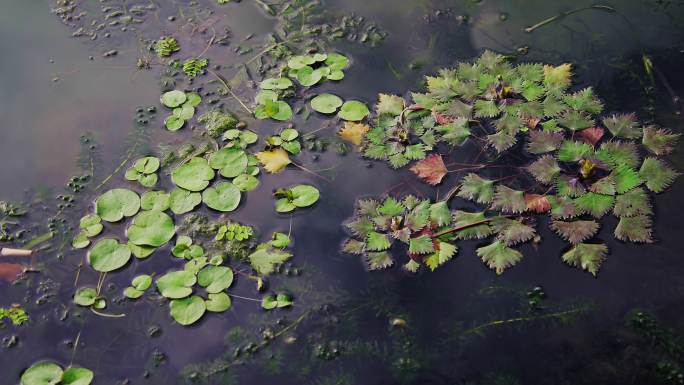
[2,1,684,384]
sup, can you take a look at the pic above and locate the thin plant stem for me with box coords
[208,69,253,114]
[524,5,616,33]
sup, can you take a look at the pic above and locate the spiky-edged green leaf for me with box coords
[611,165,643,194]
[573,192,614,218]
[527,155,560,184]
[424,242,457,271]
[405,200,431,231]
[409,235,434,255]
[603,113,641,139]
[613,188,651,217]
[548,195,578,219]
[378,197,405,216]
[526,130,563,154]
[615,215,652,243]
[452,211,492,240]
[589,176,616,195]
[551,220,599,244]
[558,110,594,131]
[490,186,526,214]
[556,175,586,198]
[341,239,365,254]
[487,130,517,153]
[365,252,393,270]
[561,243,607,276]
[491,217,536,246]
[429,201,451,227]
[346,217,374,237]
[457,173,495,204]
[477,240,523,275]
[474,99,499,118]
[639,157,679,193]
[366,232,391,251]
[595,141,640,169]
[642,126,680,156]
[557,141,593,162]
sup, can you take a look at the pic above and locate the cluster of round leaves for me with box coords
[161,90,201,131]
[73,287,106,310]
[124,156,160,188]
[349,50,680,275]
[21,362,93,385]
[310,93,370,121]
[157,241,234,325]
[255,52,351,121]
[273,184,320,213]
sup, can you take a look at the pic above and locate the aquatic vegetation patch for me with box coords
[343,51,680,275]
[21,362,93,385]
[0,304,28,326]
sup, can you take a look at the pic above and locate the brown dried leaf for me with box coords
[409,154,447,185]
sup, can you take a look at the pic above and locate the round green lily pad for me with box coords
[173,104,195,120]
[128,242,156,259]
[20,362,63,385]
[165,115,185,131]
[270,101,293,121]
[291,185,320,207]
[171,157,215,191]
[233,174,259,192]
[208,148,248,178]
[255,90,278,104]
[260,77,293,90]
[62,367,94,385]
[169,188,202,215]
[280,128,299,141]
[141,190,170,211]
[185,92,202,107]
[161,90,187,108]
[157,270,196,299]
[73,287,97,306]
[133,157,160,173]
[205,292,231,312]
[296,65,323,87]
[325,53,350,70]
[198,265,234,293]
[287,55,316,69]
[275,198,296,213]
[310,93,343,114]
[170,295,206,325]
[132,274,153,291]
[338,100,370,121]
[95,188,140,222]
[326,69,345,81]
[202,182,241,212]
[124,287,144,299]
[312,53,328,62]
[127,210,176,247]
[72,232,90,249]
[88,238,131,272]
[138,174,158,188]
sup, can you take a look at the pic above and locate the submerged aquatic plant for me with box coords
[154,37,180,58]
[343,51,680,275]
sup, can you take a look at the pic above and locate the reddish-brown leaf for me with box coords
[433,112,454,125]
[578,127,604,146]
[0,263,24,282]
[410,154,447,185]
[525,193,551,213]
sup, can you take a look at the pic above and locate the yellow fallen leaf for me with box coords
[543,63,572,88]
[256,148,291,173]
[337,121,370,146]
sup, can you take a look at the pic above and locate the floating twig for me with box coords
[524,5,616,33]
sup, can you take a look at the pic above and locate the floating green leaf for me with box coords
[169,188,201,214]
[88,238,131,272]
[197,266,234,293]
[161,90,187,108]
[338,100,370,121]
[561,243,607,275]
[127,210,175,247]
[310,93,343,114]
[639,157,679,193]
[172,157,215,191]
[20,362,63,385]
[95,188,140,222]
[248,246,292,275]
[476,240,523,275]
[205,292,231,312]
[157,270,196,299]
[170,295,206,326]
[202,182,241,212]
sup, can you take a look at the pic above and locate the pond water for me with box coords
[2,1,684,384]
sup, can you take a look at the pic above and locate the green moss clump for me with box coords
[198,109,239,138]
